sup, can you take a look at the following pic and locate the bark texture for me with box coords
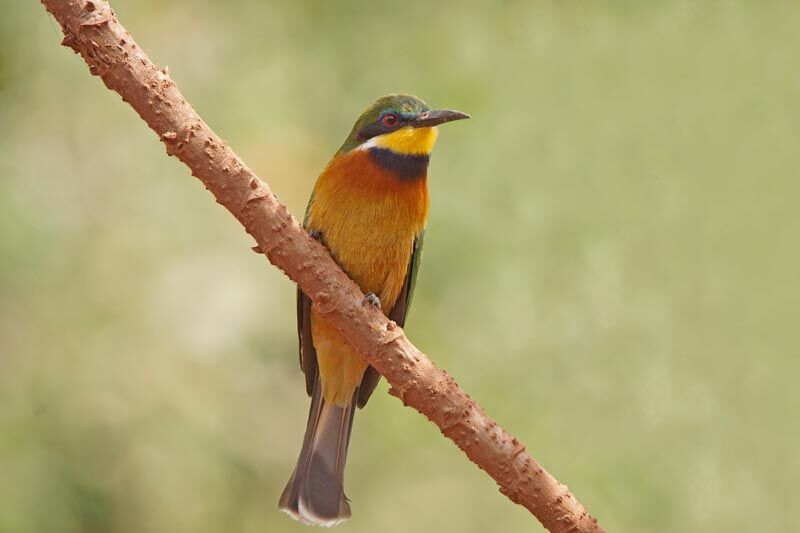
[40,2,604,532]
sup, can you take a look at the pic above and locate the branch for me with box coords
[40,2,604,532]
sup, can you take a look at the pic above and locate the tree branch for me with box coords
[40,2,604,531]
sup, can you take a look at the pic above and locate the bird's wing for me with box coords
[297,288,317,396]
[298,193,318,396]
[357,230,425,407]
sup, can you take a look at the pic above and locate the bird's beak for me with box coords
[411,109,471,128]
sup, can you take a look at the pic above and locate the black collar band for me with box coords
[368,148,429,180]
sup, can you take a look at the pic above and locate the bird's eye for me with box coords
[382,113,399,127]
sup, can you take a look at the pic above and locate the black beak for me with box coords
[411,109,470,128]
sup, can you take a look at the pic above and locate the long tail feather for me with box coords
[279,379,356,526]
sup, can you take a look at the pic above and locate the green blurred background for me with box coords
[2,1,799,532]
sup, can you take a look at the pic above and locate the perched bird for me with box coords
[279,94,469,526]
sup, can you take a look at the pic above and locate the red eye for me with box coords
[382,113,399,127]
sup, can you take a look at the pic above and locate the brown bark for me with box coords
[39,2,605,531]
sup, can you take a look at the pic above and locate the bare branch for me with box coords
[39,2,604,531]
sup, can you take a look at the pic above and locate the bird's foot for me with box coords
[364,292,381,309]
[308,229,324,242]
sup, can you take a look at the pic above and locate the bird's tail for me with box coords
[279,377,356,527]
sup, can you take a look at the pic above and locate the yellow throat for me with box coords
[361,126,439,155]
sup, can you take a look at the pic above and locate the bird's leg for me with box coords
[364,292,381,309]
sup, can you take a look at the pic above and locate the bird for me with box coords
[279,94,469,526]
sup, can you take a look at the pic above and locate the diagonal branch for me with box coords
[39,2,604,532]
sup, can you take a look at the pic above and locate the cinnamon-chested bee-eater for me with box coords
[279,94,469,526]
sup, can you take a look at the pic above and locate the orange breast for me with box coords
[306,149,429,405]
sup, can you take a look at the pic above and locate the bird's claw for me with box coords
[308,229,324,242]
[364,292,381,309]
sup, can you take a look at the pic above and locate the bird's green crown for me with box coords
[338,94,430,153]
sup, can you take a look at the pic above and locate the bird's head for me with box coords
[339,94,469,156]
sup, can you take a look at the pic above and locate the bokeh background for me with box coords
[2,1,799,532]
